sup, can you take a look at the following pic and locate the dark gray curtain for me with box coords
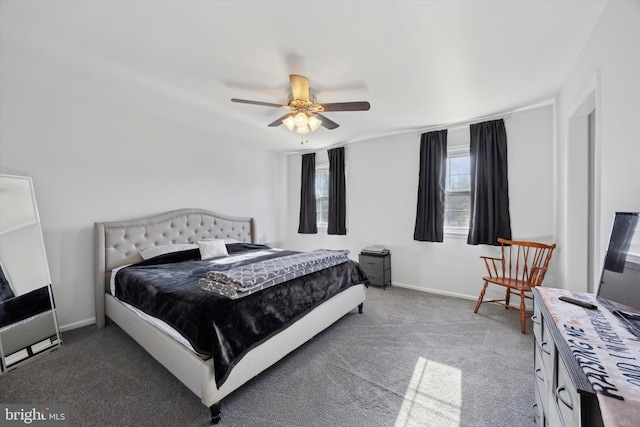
[467,119,512,245]
[414,130,447,242]
[298,153,318,234]
[327,147,347,235]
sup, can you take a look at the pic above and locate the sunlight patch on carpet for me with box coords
[394,357,461,427]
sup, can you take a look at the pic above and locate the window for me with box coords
[445,149,470,229]
[315,165,329,228]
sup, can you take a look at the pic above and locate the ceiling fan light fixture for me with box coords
[296,125,310,135]
[282,116,296,131]
[294,112,309,128]
[308,115,322,132]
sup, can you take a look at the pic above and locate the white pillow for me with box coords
[139,243,198,260]
[197,239,229,260]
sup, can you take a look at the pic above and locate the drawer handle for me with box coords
[556,385,574,411]
[531,403,540,422]
[540,341,551,355]
[534,368,544,382]
[531,314,541,325]
[539,341,551,356]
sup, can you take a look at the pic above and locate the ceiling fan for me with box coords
[231,75,370,134]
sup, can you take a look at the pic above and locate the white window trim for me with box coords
[316,164,329,229]
[443,146,470,237]
[444,227,469,239]
[447,146,469,157]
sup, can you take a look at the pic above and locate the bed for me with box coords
[94,208,367,423]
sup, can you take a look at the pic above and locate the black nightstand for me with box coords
[358,250,391,289]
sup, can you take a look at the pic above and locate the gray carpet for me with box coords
[1,286,534,426]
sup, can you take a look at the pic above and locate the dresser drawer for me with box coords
[538,315,556,372]
[533,300,543,342]
[359,255,386,272]
[363,269,391,287]
[555,354,580,427]
[534,343,548,394]
[533,381,549,426]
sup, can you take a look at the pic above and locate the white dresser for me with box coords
[532,287,640,427]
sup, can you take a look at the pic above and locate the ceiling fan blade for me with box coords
[268,113,293,127]
[289,75,309,102]
[317,114,339,130]
[231,98,284,108]
[321,101,370,112]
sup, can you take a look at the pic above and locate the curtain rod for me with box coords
[288,99,555,155]
[414,98,554,135]
[416,113,512,135]
[291,142,348,156]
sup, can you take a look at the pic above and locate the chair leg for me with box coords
[474,282,488,313]
[520,292,527,334]
[505,288,511,309]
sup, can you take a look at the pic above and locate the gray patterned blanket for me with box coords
[199,249,350,298]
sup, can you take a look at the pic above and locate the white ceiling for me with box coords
[1,0,607,153]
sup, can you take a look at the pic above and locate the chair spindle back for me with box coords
[498,237,555,287]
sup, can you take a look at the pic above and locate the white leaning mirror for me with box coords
[0,176,50,295]
[0,174,61,373]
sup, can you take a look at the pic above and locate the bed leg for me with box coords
[210,402,222,425]
[358,303,363,314]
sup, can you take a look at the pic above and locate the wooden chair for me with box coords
[474,238,556,333]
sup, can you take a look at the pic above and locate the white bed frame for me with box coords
[94,208,366,423]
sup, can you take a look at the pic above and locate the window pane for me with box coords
[315,168,329,226]
[448,175,470,191]
[315,170,329,198]
[445,153,470,229]
[447,210,470,228]
[449,193,470,211]
[316,198,328,224]
[449,157,470,175]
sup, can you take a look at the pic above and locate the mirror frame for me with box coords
[0,174,61,372]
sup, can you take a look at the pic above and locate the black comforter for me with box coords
[113,243,369,387]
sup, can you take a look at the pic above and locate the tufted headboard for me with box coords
[94,208,256,328]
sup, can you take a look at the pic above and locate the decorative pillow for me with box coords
[139,243,198,260]
[197,239,229,260]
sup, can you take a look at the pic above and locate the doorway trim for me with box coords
[565,69,601,292]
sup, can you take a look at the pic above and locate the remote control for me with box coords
[559,296,597,309]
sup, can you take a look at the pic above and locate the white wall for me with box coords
[556,0,640,292]
[0,26,287,330]
[4,1,634,332]
[284,104,555,301]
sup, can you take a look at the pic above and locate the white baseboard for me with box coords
[59,317,95,332]
[390,282,477,301]
[390,282,534,310]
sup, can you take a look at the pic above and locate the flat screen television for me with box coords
[598,212,640,310]
[597,212,640,336]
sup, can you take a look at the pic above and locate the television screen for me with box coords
[597,212,640,312]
